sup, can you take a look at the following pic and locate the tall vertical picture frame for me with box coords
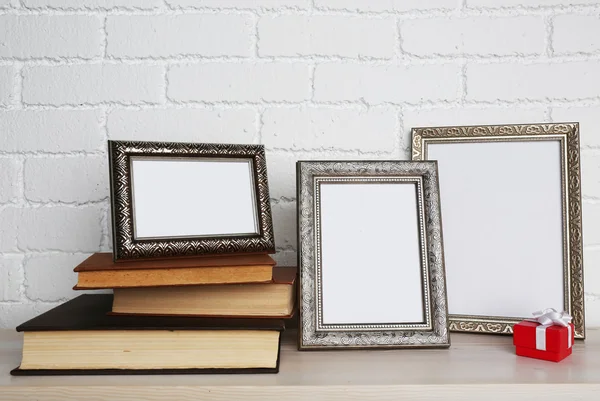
[297,160,450,349]
[412,123,584,338]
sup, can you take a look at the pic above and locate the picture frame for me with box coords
[108,140,275,262]
[297,160,450,349]
[412,123,584,338]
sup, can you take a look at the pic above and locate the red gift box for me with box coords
[513,320,574,362]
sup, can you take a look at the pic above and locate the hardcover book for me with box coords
[12,294,284,375]
[74,253,276,289]
[111,267,297,318]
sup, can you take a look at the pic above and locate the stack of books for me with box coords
[12,253,296,375]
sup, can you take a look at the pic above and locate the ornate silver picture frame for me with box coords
[108,140,275,261]
[412,123,584,338]
[297,161,449,349]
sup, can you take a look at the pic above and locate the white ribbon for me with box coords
[529,308,572,351]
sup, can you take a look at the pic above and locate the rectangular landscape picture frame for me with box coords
[297,160,449,350]
[412,123,584,338]
[108,140,275,262]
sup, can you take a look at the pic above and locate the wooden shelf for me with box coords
[1,328,599,400]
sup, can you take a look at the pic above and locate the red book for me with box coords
[513,321,574,362]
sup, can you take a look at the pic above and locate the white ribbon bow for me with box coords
[530,308,572,351]
[532,308,572,327]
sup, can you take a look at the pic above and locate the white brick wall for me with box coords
[258,16,396,58]
[315,0,451,12]
[22,0,162,9]
[169,0,310,9]
[24,156,108,203]
[1,0,600,329]
[168,63,310,102]
[107,15,254,58]
[467,62,600,101]
[0,110,103,152]
[0,15,102,59]
[107,109,257,143]
[401,16,545,56]
[553,15,600,54]
[0,159,19,203]
[23,64,165,105]
[262,108,398,151]
[314,63,461,103]
[0,66,14,106]
[24,253,90,301]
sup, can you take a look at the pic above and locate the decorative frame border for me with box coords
[108,140,275,262]
[411,123,585,339]
[313,176,432,332]
[297,160,449,349]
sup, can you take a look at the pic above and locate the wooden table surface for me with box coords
[1,328,598,400]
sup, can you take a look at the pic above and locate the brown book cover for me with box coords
[12,294,284,376]
[74,253,276,289]
[74,253,276,272]
[270,266,297,284]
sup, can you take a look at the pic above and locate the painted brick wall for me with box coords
[0,0,599,328]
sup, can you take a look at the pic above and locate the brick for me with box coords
[402,16,544,56]
[0,255,23,301]
[259,16,396,59]
[266,152,298,200]
[271,202,296,248]
[314,63,460,104]
[107,15,253,58]
[584,249,600,296]
[25,156,108,203]
[552,107,600,148]
[24,253,89,301]
[0,158,20,203]
[19,206,103,252]
[0,110,103,152]
[23,0,162,8]
[0,302,55,329]
[168,63,310,102]
[262,108,397,152]
[554,15,600,54]
[583,202,600,246]
[585,296,600,328]
[0,15,102,59]
[316,0,452,12]
[402,107,547,149]
[582,153,600,199]
[167,0,309,9]
[23,64,164,106]
[0,207,19,252]
[467,0,597,7]
[108,108,256,143]
[467,62,600,101]
[0,66,14,106]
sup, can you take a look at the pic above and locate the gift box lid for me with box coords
[513,321,573,353]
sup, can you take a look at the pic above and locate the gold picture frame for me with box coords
[412,123,584,338]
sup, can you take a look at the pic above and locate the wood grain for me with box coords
[1,329,599,401]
